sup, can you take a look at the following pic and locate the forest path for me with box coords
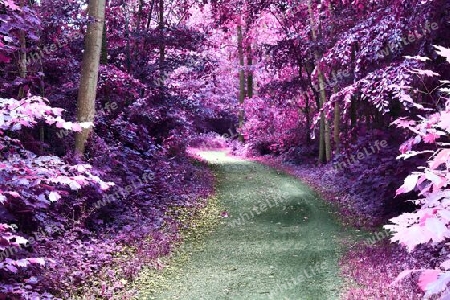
[138,151,357,300]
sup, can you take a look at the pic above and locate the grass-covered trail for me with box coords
[136,151,358,300]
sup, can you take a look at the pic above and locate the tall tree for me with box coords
[308,0,331,163]
[17,0,27,99]
[328,3,340,154]
[237,21,246,142]
[158,0,165,93]
[75,0,106,154]
[303,60,314,144]
[100,24,108,65]
[247,44,254,98]
[124,2,131,72]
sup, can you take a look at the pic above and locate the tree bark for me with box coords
[237,23,246,142]
[300,61,311,143]
[305,95,311,144]
[124,3,131,73]
[329,4,340,154]
[333,89,340,154]
[75,0,106,154]
[39,56,46,155]
[308,0,331,163]
[100,20,107,65]
[158,0,165,94]
[17,0,27,99]
[137,0,144,31]
[350,42,358,130]
[247,44,253,98]
[146,0,155,31]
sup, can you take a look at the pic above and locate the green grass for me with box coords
[134,151,360,300]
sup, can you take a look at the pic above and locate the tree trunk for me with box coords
[319,76,331,163]
[137,0,144,31]
[146,0,155,31]
[100,21,107,65]
[143,0,155,51]
[17,0,27,99]
[329,4,340,154]
[300,61,311,143]
[158,0,165,93]
[75,0,106,154]
[305,95,311,144]
[125,5,131,73]
[39,57,46,155]
[237,23,246,142]
[319,109,325,162]
[334,90,340,154]
[247,44,253,98]
[350,42,358,130]
[308,0,331,163]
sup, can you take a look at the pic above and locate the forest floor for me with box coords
[133,150,363,299]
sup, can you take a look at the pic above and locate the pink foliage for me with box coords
[242,96,301,154]
[386,47,450,298]
[0,96,113,297]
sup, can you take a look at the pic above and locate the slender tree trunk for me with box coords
[305,95,311,144]
[75,0,106,154]
[17,0,27,99]
[319,109,325,162]
[334,89,340,154]
[134,0,144,64]
[100,21,107,65]
[237,23,246,142]
[324,103,331,161]
[137,0,144,30]
[39,57,46,155]
[125,7,131,73]
[306,63,321,147]
[305,62,320,109]
[146,0,155,30]
[328,4,340,154]
[158,0,165,93]
[308,0,331,163]
[350,97,357,127]
[300,61,311,143]
[101,17,110,110]
[350,42,358,130]
[143,0,155,51]
[247,44,253,98]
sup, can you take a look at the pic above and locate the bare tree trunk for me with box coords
[75,0,106,154]
[247,44,253,98]
[300,61,311,143]
[328,4,340,154]
[237,23,246,142]
[124,4,131,73]
[146,0,155,31]
[305,96,311,144]
[39,57,46,155]
[17,0,27,99]
[334,89,340,154]
[100,21,107,65]
[143,0,155,52]
[323,99,332,161]
[350,42,358,130]
[158,0,165,94]
[317,80,328,163]
[308,0,331,163]
[137,0,144,31]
